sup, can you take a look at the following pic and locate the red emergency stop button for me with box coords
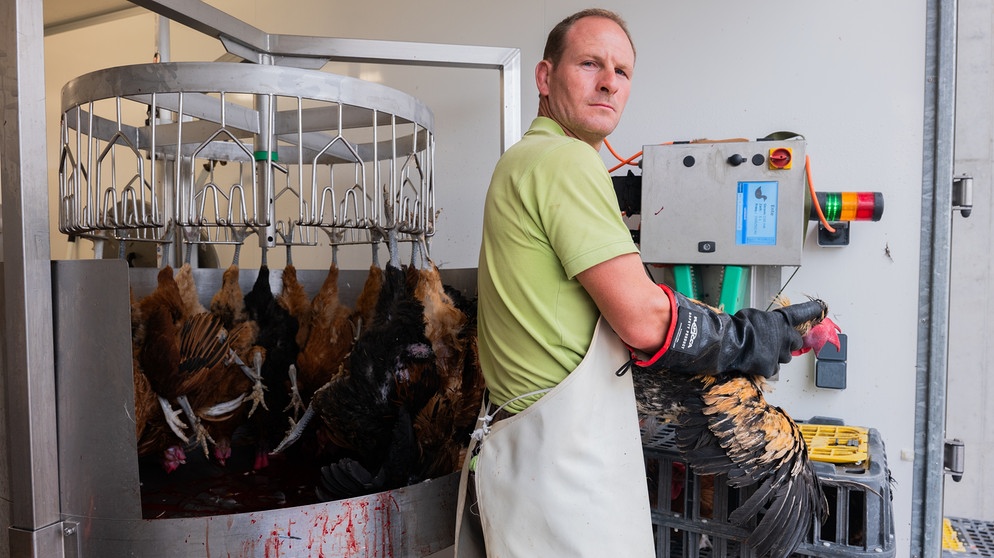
[768,147,793,169]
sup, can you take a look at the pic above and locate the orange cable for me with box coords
[603,138,643,172]
[603,138,626,162]
[806,155,836,234]
[609,151,643,173]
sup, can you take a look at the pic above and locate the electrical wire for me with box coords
[805,155,836,234]
[603,138,643,172]
[603,137,627,162]
[609,151,643,173]
[765,265,802,311]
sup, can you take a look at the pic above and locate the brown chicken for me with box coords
[134,268,227,460]
[131,284,187,473]
[132,336,187,471]
[210,262,247,330]
[348,241,384,340]
[134,257,268,468]
[276,245,312,351]
[175,262,206,318]
[207,240,266,413]
[192,320,262,466]
[406,244,485,478]
[134,267,188,438]
[629,298,835,558]
[294,248,355,409]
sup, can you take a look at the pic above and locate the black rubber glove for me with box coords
[633,284,827,378]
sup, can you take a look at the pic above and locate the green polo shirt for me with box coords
[477,117,638,413]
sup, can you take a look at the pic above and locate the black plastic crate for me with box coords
[943,517,994,557]
[642,419,896,557]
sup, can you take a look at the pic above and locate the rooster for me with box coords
[629,297,839,558]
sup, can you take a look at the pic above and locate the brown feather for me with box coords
[210,264,246,329]
[277,263,312,349]
[296,261,355,404]
[175,262,206,318]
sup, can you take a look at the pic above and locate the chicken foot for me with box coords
[201,393,248,418]
[284,364,306,421]
[227,348,267,416]
[177,394,215,458]
[158,395,190,443]
[271,395,320,455]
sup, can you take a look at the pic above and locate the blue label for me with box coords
[736,181,778,246]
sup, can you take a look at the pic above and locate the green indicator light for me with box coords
[824,193,841,221]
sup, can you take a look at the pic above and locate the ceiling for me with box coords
[43,0,143,35]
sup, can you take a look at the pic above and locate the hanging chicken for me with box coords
[293,242,356,413]
[319,228,436,497]
[348,238,385,341]
[242,245,300,469]
[133,267,232,460]
[187,317,261,466]
[273,227,435,498]
[274,231,313,423]
[133,267,199,446]
[624,295,839,558]
[407,239,484,479]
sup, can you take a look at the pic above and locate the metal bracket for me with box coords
[952,174,973,218]
[943,438,965,482]
[7,521,79,558]
[816,221,850,246]
[62,521,81,558]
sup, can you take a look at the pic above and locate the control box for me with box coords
[639,140,807,266]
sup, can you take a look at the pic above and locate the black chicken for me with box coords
[630,297,836,558]
[242,245,300,469]
[315,231,437,499]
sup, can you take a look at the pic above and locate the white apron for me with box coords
[454,317,654,558]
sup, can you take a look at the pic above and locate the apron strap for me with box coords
[470,387,553,443]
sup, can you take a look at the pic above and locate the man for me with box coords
[456,9,808,557]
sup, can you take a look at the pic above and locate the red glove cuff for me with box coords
[628,283,679,368]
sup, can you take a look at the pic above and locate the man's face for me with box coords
[536,16,635,149]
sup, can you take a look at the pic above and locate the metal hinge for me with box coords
[952,174,973,218]
[944,438,965,482]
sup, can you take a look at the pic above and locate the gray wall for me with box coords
[38,1,963,555]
